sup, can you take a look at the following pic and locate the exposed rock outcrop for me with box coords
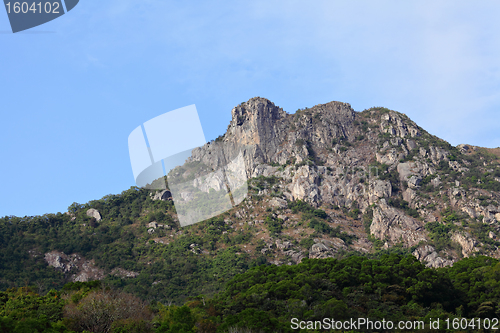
[309,238,346,259]
[370,200,426,247]
[367,179,392,204]
[412,245,454,268]
[397,161,434,188]
[110,268,140,278]
[147,97,500,267]
[151,190,172,201]
[380,112,420,138]
[451,232,479,258]
[45,251,104,282]
[290,165,321,204]
[270,197,288,209]
[44,251,138,282]
[189,98,356,190]
[86,208,101,221]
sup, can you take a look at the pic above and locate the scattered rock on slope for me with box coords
[86,208,101,221]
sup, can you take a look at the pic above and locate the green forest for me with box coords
[1,254,500,332]
[0,186,259,304]
[1,174,500,332]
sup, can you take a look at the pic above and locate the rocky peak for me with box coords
[225,97,288,156]
[191,98,359,173]
[309,100,355,124]
[182,98,500,267]
[229,97,286,130]
[189,98,289,174]
[379,111,421,138]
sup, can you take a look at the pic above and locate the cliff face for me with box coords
[189,97,358,180]
[171,97,500,268]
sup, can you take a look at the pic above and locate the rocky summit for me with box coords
[177,97,500,268]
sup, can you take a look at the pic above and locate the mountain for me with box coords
[186,97,500,266]
[1,97,500,305]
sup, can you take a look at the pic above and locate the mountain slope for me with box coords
[187,97,500,266]
[1,97,500,304]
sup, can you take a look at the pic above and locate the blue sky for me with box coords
[1,0,500,217]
